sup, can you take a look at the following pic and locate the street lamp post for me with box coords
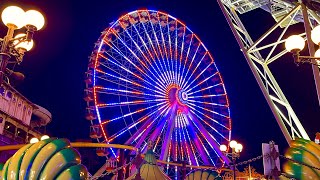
[0,5,45,85]
[220,140,243,180]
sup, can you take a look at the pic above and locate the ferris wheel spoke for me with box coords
[101,101,166,125]
[140,22,171,86]
[183,62,213,91]
[152,120,168,152]
[187,99,228,108]
[186,72,219,93]
[181,52,208,89]
[94,73,143,91]
[109,30,149,70]
[95,86,164,99]
[179,33,194,87]
[107,34,163,88]
[94,77,165,99]
[124,104,168,146]
[191,109,230,141]
[119,25,169,90]
[131,24,168,86]
[104,39,146,76]
[147,12,165,61]
[105,40,168,91]
[105,103,167,143]
[126,105,169,148]
[155,13,174,83]
[98,53,149,84]
[166,19,175,84]
[187,112,230,164]
[180,116,199,166]
[178,119,194,165]
[181,38,201,88]
[187,83,223,96]
[159,104,177,161]
[95,69,165,96]
[188,102,230,125]
[157,13,170,65]
[183,118,210,165]
[189,93,227,99]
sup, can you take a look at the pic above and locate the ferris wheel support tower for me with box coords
[217,0,320,143]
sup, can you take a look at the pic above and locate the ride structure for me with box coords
[84,9,233,176]
[217,0,320,143]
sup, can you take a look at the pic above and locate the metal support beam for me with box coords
[217,0,311,143]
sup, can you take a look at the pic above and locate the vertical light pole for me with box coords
[220,140,243,180]
[0,5,45,85]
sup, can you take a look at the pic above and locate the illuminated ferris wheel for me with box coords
[85,9,232,168]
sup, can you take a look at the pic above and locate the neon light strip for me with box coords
[181,39,201,89]
[180,33,193,87]
[153,120,167,152]
[188,112,230,164]
[131,24,167,87]
[95,69,165,96]
[179,117,192,165]
[166,17,175,84]
[195,133,216,166]
[187,83,223,96]
[188,112,217,165]
[182,52,208,89]
[104,39,146,75]
[124,105,168,146]
[107,102,167,142]
[177,26,186,86]
[188,99,227,107]
[121,25,168,91]
[141,21,171,86]
[188,103,230,125]
[183,115,210,164]
[177,115,184,160]
[183,62,213,91]
[181,116,198,166]
[157,13,171,81]
[98,54,166,95]
[186,71,219,93]
[132,105,169,149]
[95,86,164,99]
[191,109,229,141]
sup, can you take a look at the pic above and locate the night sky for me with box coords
[1,0,319,173]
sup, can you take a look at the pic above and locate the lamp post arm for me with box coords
[0,25,15,53]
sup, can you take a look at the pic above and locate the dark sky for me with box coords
[1,0,319,172]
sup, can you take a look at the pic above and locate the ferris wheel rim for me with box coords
[85,9,232,168]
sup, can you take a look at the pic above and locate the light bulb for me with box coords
[220,144,227,152]
[311,25,320,45]
[1,6,25,29]
[235,143,243,153]
[40,135,50,140]
[229,140,237,149]
[13,33,34,51]
[285,35,305,52]
[25,10,45,30]
[30,137,39,144]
